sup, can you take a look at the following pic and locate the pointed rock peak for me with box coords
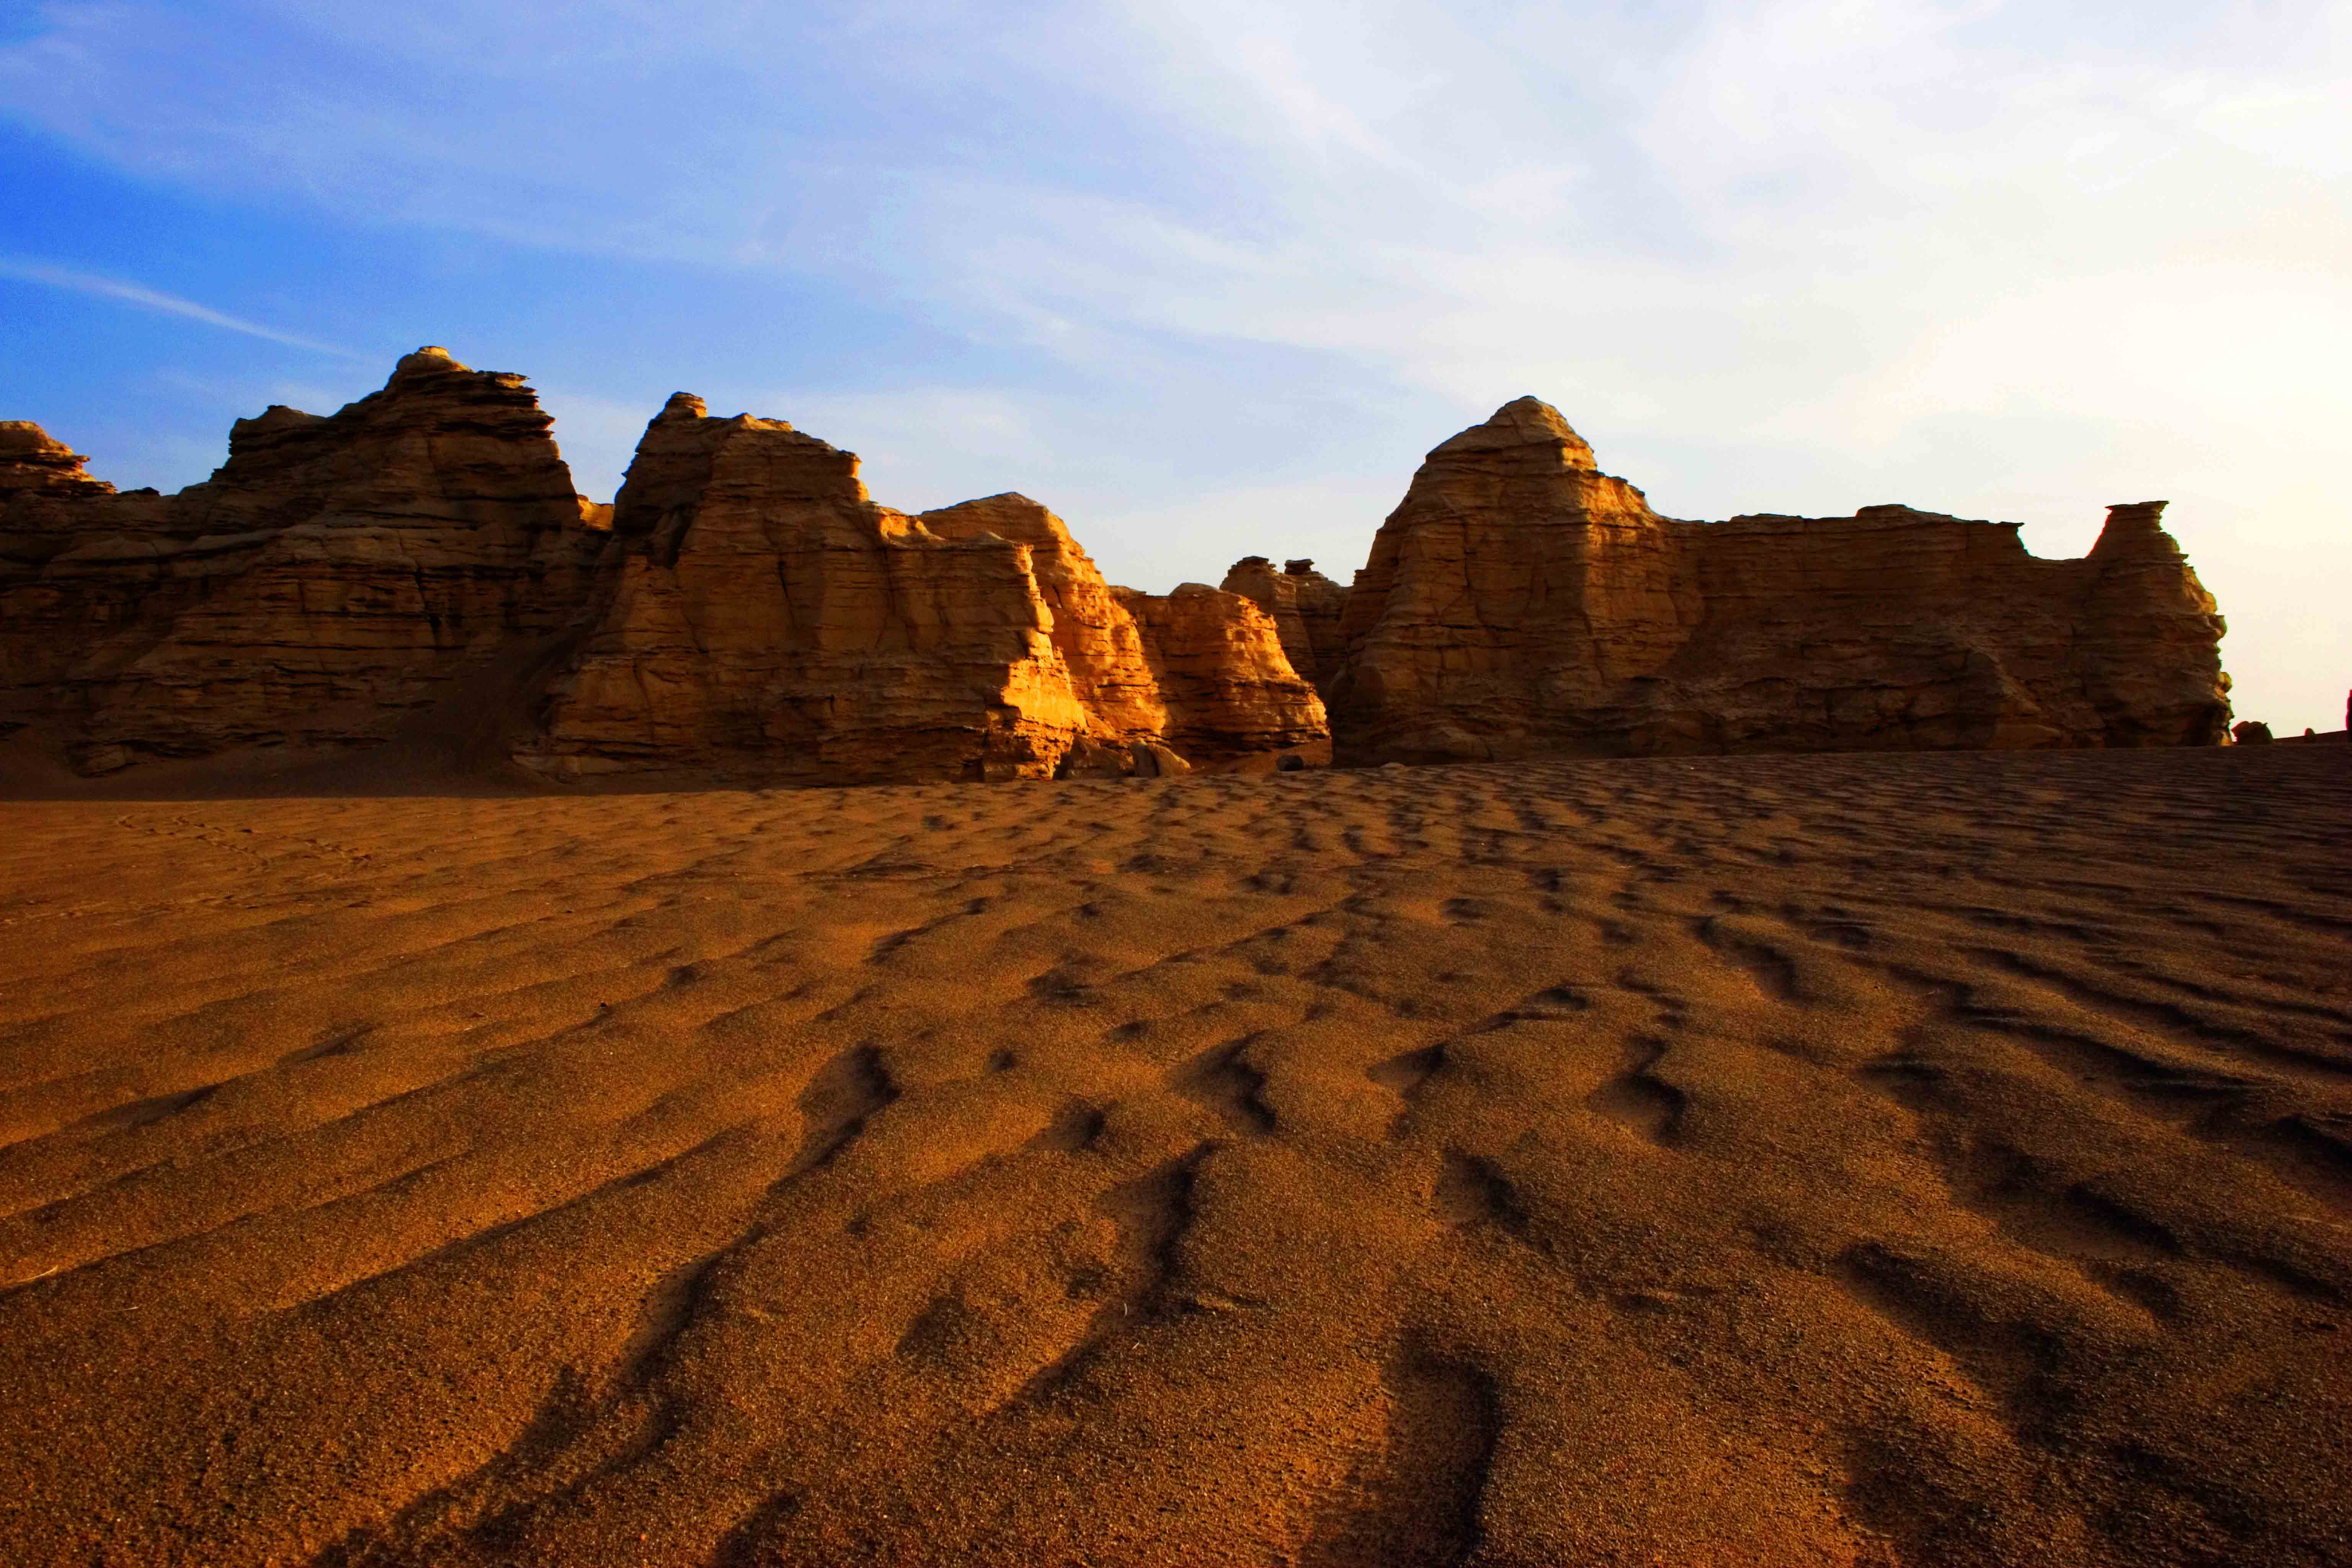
[658,392,708,421]
[2090,500,2181,560]
[393,345,470,379]
[1428,396,1597,471]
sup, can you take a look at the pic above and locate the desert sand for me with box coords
[2,744,2347,1566]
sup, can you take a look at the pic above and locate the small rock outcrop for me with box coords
[1113,584,1328,760]
[1326,398,2231,761]
[1219,555,1349,687]
[0,422,116,504]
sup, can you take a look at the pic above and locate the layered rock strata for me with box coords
[1327,398,2231,763]
[6,359,1333,784]
[520,398,1328,783]
[918,494,1167,743]
[518,397,1091,783]
[2,350,605,771]
[1113,584,1328,760]
[0,422,115,504]
[1219,555,1349,688]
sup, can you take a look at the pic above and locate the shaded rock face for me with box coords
[1218,555,1349,688]
[2,350,605,770]
[1327,398,2232,763]
[1112,584,1328,760]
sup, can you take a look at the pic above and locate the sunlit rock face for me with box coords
[516,390,1336,784]
[517,396,1095,784]
[3,359,1334,784]
[10,370,2221,783]
[1220,555,1349,690]
[1111,583,1329,761]
[1325,397,2232,763]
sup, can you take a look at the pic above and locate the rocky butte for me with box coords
[0,352,1324,784]
[0,351,604,776]
[3,366,2230,786]
[1323,398,2231,763]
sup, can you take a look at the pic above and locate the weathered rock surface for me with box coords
[1219,555,1349,688]
[522,400,1330,783]
[1327,398,2232,762]
[0,422,115,505]
[517,395,1089,784]
[5,359,1334,785]
[2,350,604,770]
[919,494,1167,743]
[1114,584,1328,760]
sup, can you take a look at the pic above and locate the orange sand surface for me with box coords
[2,747,2347,1566]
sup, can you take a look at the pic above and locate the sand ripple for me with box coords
[2,747,2347,1565]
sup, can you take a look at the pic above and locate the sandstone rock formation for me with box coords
[3,350,604,772]
[1113,584,1328,760]
[20,365,2229,785]
[517,396,1092,784]
[1325,398,2232,763]
[918,494,1166,743]
[0,422,115,504]
[1219,555,1348,688]
[519,397,1326,784]
[6,358,1336,785]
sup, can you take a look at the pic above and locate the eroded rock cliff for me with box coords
[5,359,1333,785]
[2,350,604,771]
[1219,556,1348,688]
[12,369,2223,785]
[517,396,1091,784]
[1114,583,1328,760]
[1326,397,2231,762]
[919,494,1167,744]
[519,399,1327,783]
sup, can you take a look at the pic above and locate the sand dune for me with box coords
[2,746,2347,1566]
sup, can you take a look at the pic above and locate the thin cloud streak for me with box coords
[0,257,364,358]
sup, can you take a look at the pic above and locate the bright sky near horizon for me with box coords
[2,1,2345,731]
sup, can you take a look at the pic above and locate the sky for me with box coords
[1,0,2345,732]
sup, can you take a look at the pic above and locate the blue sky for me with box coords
[2,0,2345,730]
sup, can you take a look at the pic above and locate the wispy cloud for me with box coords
[0,256,364,357]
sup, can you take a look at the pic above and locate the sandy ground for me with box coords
[1,745,2347,1567]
